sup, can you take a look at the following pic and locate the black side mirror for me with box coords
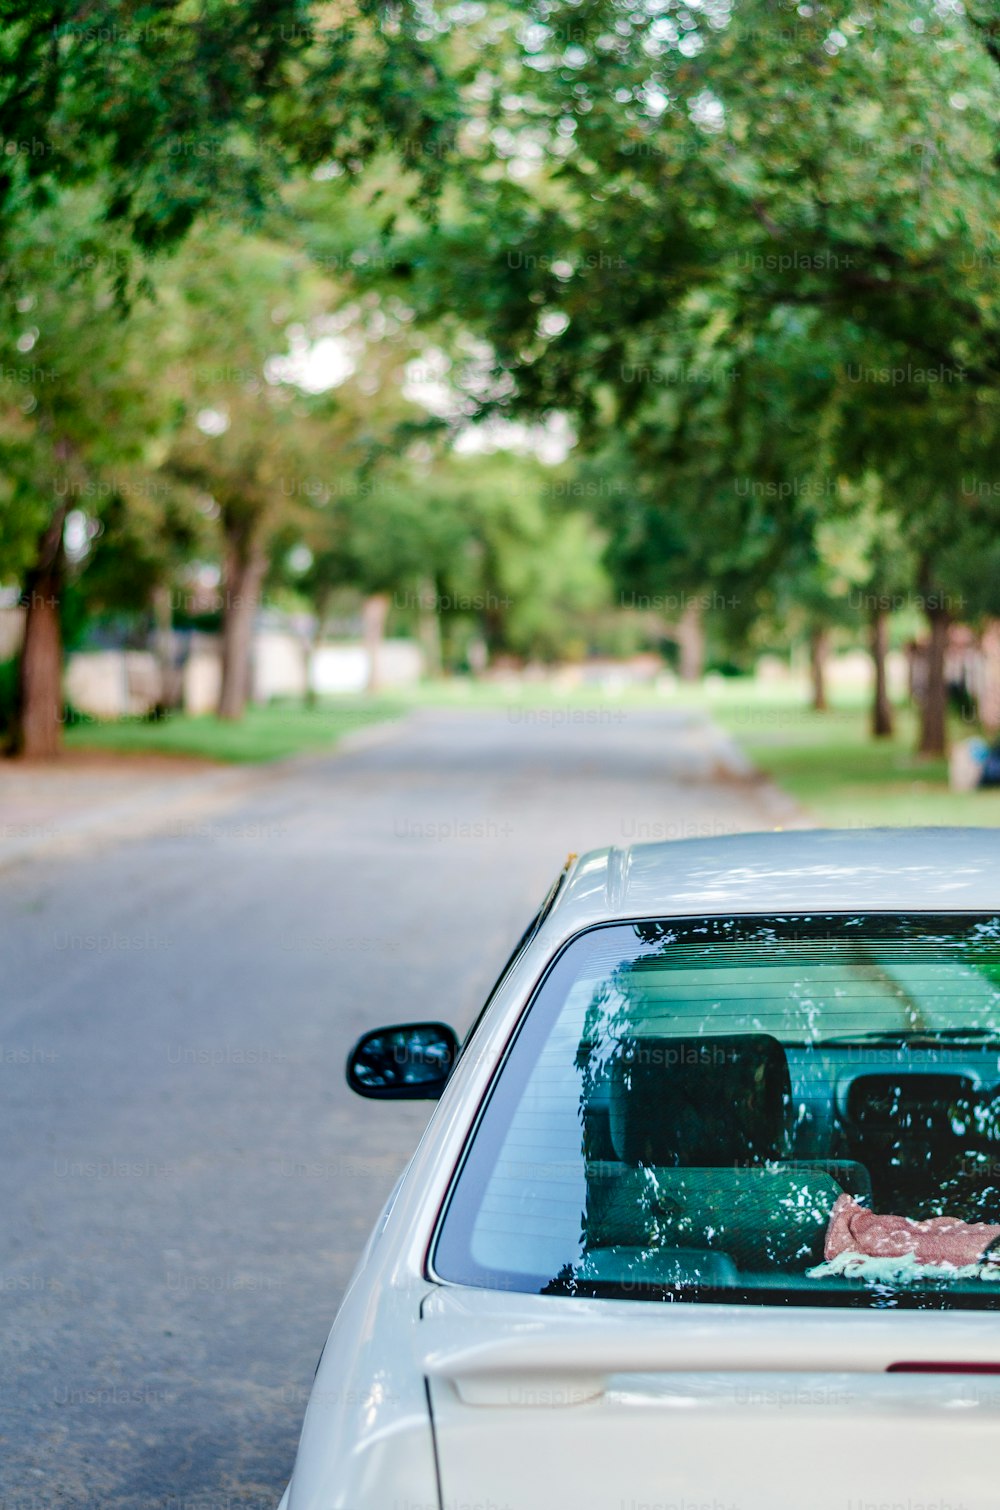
[346,1021,459,1100]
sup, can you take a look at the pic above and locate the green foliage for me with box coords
[374,450,611,662]
[0,0,459,270]
[0,192,174,596]
[377,0,1000,667]
[6,0,1000,746]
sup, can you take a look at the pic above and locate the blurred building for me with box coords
[0,602,424,719]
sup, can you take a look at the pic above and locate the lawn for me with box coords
[63,695,406,764]
[700,685,1000,828]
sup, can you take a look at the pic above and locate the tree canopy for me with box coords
[3,0,1000,753]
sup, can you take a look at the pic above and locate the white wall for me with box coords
[65,651,160,718]
[62,630,424,717]
[0,606,25,661]
[254,629,308,702]
[309,639,424,695]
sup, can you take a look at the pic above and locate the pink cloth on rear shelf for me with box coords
[825,1192,1000,1268]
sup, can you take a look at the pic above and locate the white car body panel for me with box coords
[283,1270,439,1510]
[424,1292,1000,1510]
[281,830,1000,1510]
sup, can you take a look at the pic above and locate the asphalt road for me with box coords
[0,704,795,1510]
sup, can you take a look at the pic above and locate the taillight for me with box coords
[887,1362,1000,1374]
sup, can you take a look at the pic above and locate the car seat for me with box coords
[584,1032,872,1271]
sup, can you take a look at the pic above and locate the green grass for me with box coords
[64,696,406,764]
[703,689,1000,828]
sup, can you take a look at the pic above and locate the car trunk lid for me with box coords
[422,1288,1000,1510]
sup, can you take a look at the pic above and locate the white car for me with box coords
[278,828,1000,1510]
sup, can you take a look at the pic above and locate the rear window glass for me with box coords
[433,914,1000,1308]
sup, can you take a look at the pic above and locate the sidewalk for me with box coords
[0,718,409,872]
[0,752,270,872]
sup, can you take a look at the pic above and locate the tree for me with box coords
[0,198,173,754]
[378,0,1000,737]
[157,225,343,717]
[0,0,460,752]
[77,473,212,711]
[423,452,610,664]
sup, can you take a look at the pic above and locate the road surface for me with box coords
[0,704,797,1509]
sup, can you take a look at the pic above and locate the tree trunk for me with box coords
[362,593,390,693]
[217,541,267,720]
[808,626,831,712]
[918,603,950,757]
[151,582,182,714]
[869,608,893,738]
[303,589,330,710]
[676,598,705,683]
[13,507,67,759]
[303,629,318,710]
[980,619,1000,738]
[416,577,442,679]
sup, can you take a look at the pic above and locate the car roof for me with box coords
[545,827,1000,939]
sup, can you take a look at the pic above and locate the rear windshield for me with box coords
[433,914,1000,1308]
